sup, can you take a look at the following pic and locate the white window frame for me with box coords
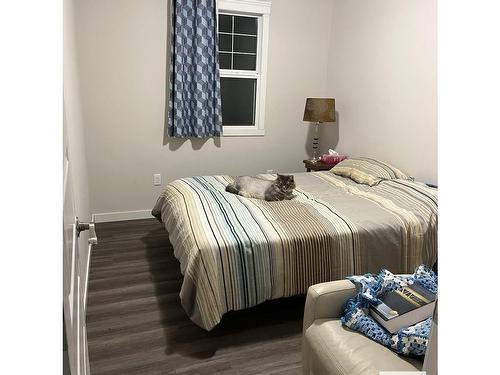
[217,0,271,137]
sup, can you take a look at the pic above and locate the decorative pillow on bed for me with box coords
[330,157,411,186]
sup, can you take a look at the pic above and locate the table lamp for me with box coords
[303,98,336,162]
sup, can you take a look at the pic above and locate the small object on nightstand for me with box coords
[303,159,335,172]
[320,154,347,165]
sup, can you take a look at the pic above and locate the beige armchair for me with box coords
[302,280,426,375]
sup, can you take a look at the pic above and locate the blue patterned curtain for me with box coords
[168,0,223,138]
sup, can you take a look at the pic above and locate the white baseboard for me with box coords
[93,209,152,223]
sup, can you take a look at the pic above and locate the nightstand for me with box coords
[303,159,335,172]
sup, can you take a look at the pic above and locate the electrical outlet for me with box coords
[153,174,161,186]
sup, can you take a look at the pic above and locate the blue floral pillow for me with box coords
[341,265,437,356]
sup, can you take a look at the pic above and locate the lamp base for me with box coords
[311,122,320,163]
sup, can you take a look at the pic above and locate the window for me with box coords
[217,0,271,136]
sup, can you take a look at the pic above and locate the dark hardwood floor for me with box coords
[87,219,305,375]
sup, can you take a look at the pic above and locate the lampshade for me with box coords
[303,98,336,123]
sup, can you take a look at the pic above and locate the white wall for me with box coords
[73,0,437,216]
[326,0,437,184]
[74,0,336,215]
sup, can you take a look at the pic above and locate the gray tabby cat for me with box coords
[225,174,296,201]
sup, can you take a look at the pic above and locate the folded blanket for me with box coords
[341,265,438,356]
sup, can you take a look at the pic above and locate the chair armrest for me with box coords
[303,280,356,333]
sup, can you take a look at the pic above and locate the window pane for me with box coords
[233,54,256,70]
[221,77,256,126]
[218,14,232,33]
[233,35,257,54]
[234,16,257,35]
[218,53,232,69]
[218,33,232,52]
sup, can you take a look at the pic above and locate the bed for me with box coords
[152,170,437,331]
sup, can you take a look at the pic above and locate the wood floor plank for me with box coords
[87,219,305,374]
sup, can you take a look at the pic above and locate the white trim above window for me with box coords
[218,0,271,16]
[217,0,271,137]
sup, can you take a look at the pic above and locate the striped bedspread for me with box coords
[152,172,437,330]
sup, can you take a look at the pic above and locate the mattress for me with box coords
[152,171,437,330]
